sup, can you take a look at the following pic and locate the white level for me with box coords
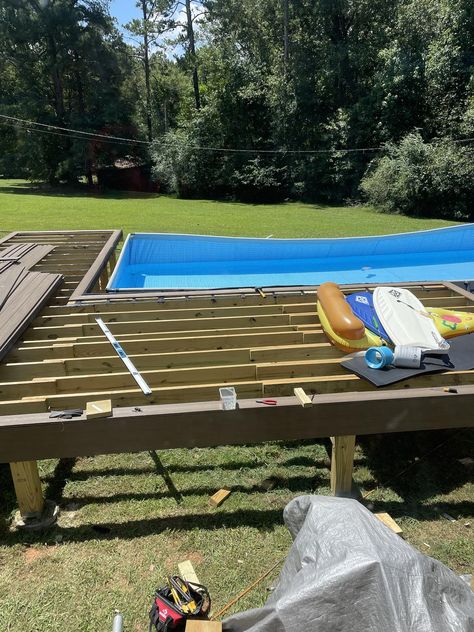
[95,317,152,396]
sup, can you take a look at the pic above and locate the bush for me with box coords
[360,132,474,219]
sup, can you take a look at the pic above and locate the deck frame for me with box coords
[0,229,473,517]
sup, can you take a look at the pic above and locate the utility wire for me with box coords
[0,113,149,145]
[1,112,473,154]
[0,120,141,147]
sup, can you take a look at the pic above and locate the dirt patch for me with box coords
[24,547,51,564]
[184,551,204,565]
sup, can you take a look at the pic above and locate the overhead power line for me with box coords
[0,114,149,145]
[0,120,141,147]
[1,112,473,154]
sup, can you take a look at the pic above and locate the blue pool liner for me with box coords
[107,225,474,291]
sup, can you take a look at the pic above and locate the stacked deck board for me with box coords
[0,242,63,362]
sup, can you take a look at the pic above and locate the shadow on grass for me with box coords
[3,507,287,545]
[0,463,17,532]
[359,429,474,503]
[44,458,77,503]
[58,455,341,481]
[363,499,474,522]
[51,472,329,508]
[0,181,161,201]
[0,181,340,210]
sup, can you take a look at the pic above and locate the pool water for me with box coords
[107,225,474,291]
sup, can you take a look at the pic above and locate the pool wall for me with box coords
[107,225,474,291]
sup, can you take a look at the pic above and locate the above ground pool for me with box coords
[106,225,474,291]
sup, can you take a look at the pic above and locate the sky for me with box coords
[109,1,140,33]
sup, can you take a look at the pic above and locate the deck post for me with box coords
[330,435,356,496]
[108,249,117,276]
[98,268,109,291]
[9,461,58,529]
[10,460,44,518]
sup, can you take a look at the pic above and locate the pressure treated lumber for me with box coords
[185,622,222,632]
[9,461,44,518]
[86,399,112,419]
[330,435,356,496]
[210,489,231,507]
[374,512,403,536]
[293,387,312,407]
[178,560,201,585]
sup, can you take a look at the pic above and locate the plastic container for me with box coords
[219,386,237,410]
[393,345,422,368]
[365,345,423,370]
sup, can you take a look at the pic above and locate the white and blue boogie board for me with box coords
[346,292,391,342]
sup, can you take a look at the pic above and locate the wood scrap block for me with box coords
[86,399,112,419]
[293,387,312,408]
[210,488,231,507]
[374,512,403,536]
[178,560,200,585]
[185,621,222,631]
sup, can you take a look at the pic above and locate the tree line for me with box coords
[0,0,473,217]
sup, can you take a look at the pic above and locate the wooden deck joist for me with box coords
[0,283,472,419]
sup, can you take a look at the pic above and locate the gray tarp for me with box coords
[224,496,474,632]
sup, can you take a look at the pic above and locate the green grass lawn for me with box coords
[0,179,472,631]
[0,178,458,237]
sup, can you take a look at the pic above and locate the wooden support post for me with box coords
[108,249,117,276]
[330,435,356,496]
[98,267,109,291]
[9,460,44,518]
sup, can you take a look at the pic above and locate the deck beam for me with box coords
[1,385,473,463]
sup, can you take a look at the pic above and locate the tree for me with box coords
[0,0,141,182]
[125,1,170,141]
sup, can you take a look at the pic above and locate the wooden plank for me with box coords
[86,399,112,419]
[9,460,44,518]
[22,324,300,345]
[68,229,122,301]
[374,512,403,536]
[330,435,356,496]
[25,313,292,340]
[294,387,312,407]
[7,330,306,362]
[443,281,474,302]
[3,362,474,409]
[185,622,222,632]
[1,385,474,462]
[0,271,63,363]
[210,489,231,507]
[178,560,200,585]
[70,280,450,303]
[34,303,289,326]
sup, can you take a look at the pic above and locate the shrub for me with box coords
[360,132,474,219]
